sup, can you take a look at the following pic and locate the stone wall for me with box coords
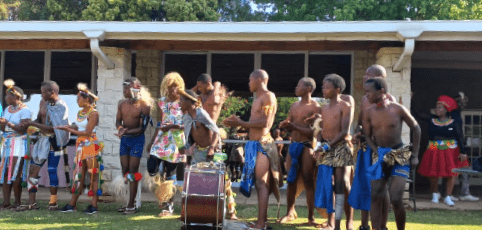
[376,47,412,143]
[352,50,377,129]
[96,47,131,182]
[134,50,162,166]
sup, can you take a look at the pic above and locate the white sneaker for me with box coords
[459,194,480,201]
[431,192,441,203]
[449,195,459,201]
[444,196,455,206]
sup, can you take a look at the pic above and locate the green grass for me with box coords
[0,200,481,230]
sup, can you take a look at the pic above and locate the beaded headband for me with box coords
[3,79,22,98]
[77,83,98,101]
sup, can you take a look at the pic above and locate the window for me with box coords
[261,54,305,97]
[462,111,482,185]
[211,54,254,95]
[4,51,44,95]
[309,54,352,97]
[51,52,92,94]
[164,54,207,88]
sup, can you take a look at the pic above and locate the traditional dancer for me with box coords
[348,64,395,230]
[314,74,354,230]
[0,80,31,210]
[363,78,421,230]
[115,77,152,214]
[417,95,469,206]
[146,72,185,217]
[180,89,238,220]
[224,69,281,229]
[19,81,70,211]
[279,77,321,227]
[192,73,229,123]
[58,83,104,214]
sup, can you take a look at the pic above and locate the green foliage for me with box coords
[47,0,88,20]
[0,0,20,20]
[81,0,162,21]
[218,0,265,21]
[273,97,298,130]
[16,0,51,20]
[164,0,219,21]
[255,0,482,21]
[218,96,250,126]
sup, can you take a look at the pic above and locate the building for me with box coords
[1,20,481,186]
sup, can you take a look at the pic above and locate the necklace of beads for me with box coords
[8,103,26,114]
[77,107,94,122]
[433,118,453,126]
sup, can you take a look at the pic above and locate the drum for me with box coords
[181,162,226,229]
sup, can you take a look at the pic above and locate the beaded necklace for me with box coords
[7,103,26,114]
[77,107,94,122]
[432,118,453,126]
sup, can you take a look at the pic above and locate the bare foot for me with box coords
[305,220,324,228]
[226,213,238,220]
[346,221,354,230]
[158,210,172,217]
[278,210,297,223]
[316,221,330,228]
[250,221,266,229]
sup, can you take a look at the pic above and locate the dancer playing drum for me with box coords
[179,89,238,220]
[224,69,281,230]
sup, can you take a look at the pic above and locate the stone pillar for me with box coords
[135,50,162,167]
[352,50,377,129]
[376,47,412,144]
[96,47,131,183]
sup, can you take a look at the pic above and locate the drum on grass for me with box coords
[181,162,226,229]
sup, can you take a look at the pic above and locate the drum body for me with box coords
[181,162,226,228]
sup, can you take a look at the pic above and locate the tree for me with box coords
[0,0,20,20]
[47,0,88,20]
[255,0,482,21]
[15,0,51,20]
[164,0,219,21]
[81,0,163,21]
[218,0,265,21]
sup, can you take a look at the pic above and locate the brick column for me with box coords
[96,47,131,182]
[376,47,412,144]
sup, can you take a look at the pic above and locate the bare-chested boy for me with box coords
[224,69,281,229]
[314,74,354,230]
[279,77,320,226]
[179,89,238,220]
[348,64,396,230]
[20,81,70,211]
[115,77,151,214]
[362,78,420,230]
[192,73,228,123]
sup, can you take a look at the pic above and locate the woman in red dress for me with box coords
[418,95,469,206]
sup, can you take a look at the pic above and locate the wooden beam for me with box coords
[415,41,482,52]
[105,40,403,51]
[0,39,90,50]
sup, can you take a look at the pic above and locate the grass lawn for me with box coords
[0,200,481,230]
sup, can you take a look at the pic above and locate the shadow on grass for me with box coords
[0,201,481,230]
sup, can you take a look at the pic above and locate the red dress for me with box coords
[418,117,469,178]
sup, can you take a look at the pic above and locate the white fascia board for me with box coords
[0,20,481,41]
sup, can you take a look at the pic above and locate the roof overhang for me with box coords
[0,20,481,42]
